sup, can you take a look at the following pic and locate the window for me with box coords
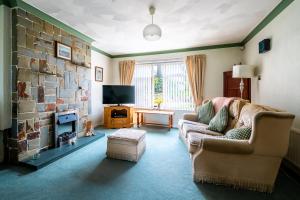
[132,60,194,110]
[132,63,153,108]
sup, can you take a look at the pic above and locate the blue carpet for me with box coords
[0,127,300,200]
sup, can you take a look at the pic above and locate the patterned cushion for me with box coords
[207,106,228,133]
[197,100,215,124]
[225,127,252,140]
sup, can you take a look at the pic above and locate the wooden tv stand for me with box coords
[104,106,133,129]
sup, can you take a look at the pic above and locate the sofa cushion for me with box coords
[182,123,208,138]
[197,100,214,124]
[207,106,229,133]
[182,123,223,136]
[196,128,224,136]
[187,132,218,154]
[225,127,252,140]
[178,119,203,129]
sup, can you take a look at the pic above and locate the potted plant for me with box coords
[154,97,163,110]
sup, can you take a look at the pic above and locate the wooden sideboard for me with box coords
[104,106,134,129]
[223,70,251,100]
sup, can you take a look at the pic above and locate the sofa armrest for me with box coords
[201,137,254,154]
[251,111,295,157]
[183,113,198,122]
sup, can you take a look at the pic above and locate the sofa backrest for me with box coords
[235,103,282,128]
[224,99,248,132]
[235,103,295,157]
[202,97,248,132]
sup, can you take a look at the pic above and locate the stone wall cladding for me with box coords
[10,8,91,162]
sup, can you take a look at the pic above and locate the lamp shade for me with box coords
[232,65,254,78]
[143,24,162,41]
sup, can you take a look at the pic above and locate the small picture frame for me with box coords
[55,41,72,61]
[95,67,103,82]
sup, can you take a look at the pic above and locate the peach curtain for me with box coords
[186,55,206,106]
[119,60,135,85]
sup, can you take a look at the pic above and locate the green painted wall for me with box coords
[242,0,294,44]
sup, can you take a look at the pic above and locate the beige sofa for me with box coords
[178,98,295,192]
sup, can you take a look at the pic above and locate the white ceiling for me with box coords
[24,0,281,55]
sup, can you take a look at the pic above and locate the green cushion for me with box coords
[207,106,228,132]
[225,127,252,140]
[197,100,214,124]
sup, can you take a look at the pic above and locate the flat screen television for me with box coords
[103,85,135,105]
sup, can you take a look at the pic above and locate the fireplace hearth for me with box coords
[20,132,105,170]
[19,108,105,170]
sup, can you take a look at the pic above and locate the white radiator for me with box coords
[286,128,300,168]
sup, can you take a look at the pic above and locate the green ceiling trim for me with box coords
[9,0,112,57]
[91,46,113,58]
[2,0,112,58]
[3,0,295,58]
[242,0,294,45]
[111,43,242,58]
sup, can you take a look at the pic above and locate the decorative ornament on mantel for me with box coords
[143,6,162,41]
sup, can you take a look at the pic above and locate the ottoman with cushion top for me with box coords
[106,129,146,162]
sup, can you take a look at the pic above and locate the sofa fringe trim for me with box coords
[193,173,273,193]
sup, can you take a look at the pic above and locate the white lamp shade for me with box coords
[143,24,162,41]
[232,65,254,78]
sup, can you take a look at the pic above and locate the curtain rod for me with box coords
[136,58,184,65]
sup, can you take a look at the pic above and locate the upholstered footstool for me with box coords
[106,129,146,162]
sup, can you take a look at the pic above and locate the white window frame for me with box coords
[133,59,194,111]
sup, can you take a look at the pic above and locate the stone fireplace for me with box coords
[8,8,92,162]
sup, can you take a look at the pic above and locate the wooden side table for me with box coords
[135,109,174,130]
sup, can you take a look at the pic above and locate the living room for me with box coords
[0,0,300,199]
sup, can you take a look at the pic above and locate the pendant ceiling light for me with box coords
[143,6,162,41]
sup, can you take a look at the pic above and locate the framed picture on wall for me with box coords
[95,67,103,82]
[55,41,72,61]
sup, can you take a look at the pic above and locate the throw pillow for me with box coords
[197,100,215,124]
[207,106,228,132]
[225,127,252,140]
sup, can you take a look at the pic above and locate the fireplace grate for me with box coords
[54,111,79,148]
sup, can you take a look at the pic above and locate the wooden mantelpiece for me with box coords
[104,106,134,129]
